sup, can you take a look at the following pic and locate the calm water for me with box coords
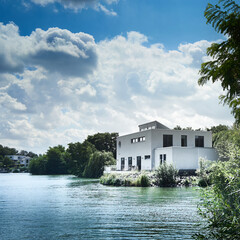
[0,174,202,240]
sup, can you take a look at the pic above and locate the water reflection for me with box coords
[0,174,201,240]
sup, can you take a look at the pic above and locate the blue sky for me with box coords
[0,0,234,153]
[1,0,222,48]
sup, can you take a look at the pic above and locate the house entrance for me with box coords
[137,156,141,171]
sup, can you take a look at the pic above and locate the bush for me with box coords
[100,174,117,185]
[196,158,212,187]
[155,163,178,187]
[136,174,150,187]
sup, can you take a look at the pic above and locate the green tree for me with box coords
[199,0,240,122]
[0,144,18,157]
[212,124,240,161]
[1,156,15,169]
[46,145,68,174]
[83,151,115,178]
[86,132,118,158]
[67,141,96,177]
[29,155,47,175]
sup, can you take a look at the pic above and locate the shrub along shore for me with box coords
[100,163,202,187]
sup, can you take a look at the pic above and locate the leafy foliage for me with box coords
[155,163,178,187]
[67,141,96,177]
[196,158,212,187]
[195,144,240,240]
[29,155,47,175]
[29,132,118,178]
[83,151,115,178]
[199,0,240,122]
[86,132,118,158]
[46,146,68,174]
[0,156,15,170]
[0,144,18,157]
[211,124,240,161]
[136,174,150,187]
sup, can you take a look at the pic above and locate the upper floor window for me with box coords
[181,135,187,147]
[131,136,146,144]
[145,155,150,160]
[118,141,121,148]
[195,136,204,147]
[163,135,173,147]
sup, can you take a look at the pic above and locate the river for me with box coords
[0,173,202,240]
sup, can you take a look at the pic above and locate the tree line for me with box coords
[28,132,118,178]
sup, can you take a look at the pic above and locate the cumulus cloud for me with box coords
[0,23,97,77]
[30,0,118,15]
[0,23,234,153]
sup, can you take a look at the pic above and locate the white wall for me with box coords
[154,147,218,170]
[116,130,152,170]
[151,129,212,148]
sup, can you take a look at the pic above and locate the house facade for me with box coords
[6,155,32,167]
[116,121,218,171]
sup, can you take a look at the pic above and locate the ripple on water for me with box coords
[0,174,202,240]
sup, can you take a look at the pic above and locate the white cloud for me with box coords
[0,23,234,153]
[30,0,118,15]
[0,23,98,76]
[0,92,27,111]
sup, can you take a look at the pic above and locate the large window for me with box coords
[128,157,132,170]
[121,158,125,170]
[163,135,173,147]
[195,136,204,147]
[181,135,187,147]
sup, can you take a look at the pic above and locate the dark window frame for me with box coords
[163,135,173,147]
[181,135,187,147]
[195,136,204,147]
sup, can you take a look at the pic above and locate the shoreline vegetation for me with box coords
[100,161,207,188]
[100,171,198,187]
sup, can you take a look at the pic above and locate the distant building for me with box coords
[6,155,32,167]
[116,121,218,171]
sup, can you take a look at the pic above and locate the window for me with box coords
[145,155,150,160]
[181,135,187,147]
[121,158,125,170]
[160,154,166,165]
[128,157,132,170]
[195,136,204,147]
[163,135,173,147]
[118,141,121,148]
[131,136,146,144]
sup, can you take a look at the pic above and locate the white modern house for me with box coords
[6,155,32,167]
[116,121,218,171]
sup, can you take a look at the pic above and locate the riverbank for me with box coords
[100,171,199,187]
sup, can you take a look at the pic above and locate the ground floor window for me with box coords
[121,158,125,170]
[128,157,132,170]
[160,154,166,165]
[137,156,141,171]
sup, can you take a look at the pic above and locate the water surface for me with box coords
[0,174,201,239]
